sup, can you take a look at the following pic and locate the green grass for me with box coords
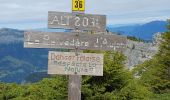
[150,93,170,100]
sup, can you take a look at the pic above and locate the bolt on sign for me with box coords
[24,31,127,51]
[72,0,85,11]
[48,51,103,76]
[48,11,106,31]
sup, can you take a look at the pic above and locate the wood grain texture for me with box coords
[48,51,103,76]
[48,11,106,31]
[24,31,127,51]
[68,75,82,100]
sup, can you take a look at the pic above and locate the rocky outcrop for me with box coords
[124,32,161,69]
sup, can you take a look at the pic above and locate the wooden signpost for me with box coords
[24,31,126,51]
[24,0,127,100]
[48,51,103,76]
[48,11,106,31]
[69,1,85,99]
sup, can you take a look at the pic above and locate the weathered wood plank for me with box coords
[68,75,82,100]
[24,31,127,51]
[48,51,103,76]
[48,11,106,31]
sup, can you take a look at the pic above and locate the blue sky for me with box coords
[0,0,170,29]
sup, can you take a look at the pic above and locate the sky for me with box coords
[0,0,170,29]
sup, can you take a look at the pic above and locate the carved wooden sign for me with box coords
[48,51,103,76]
[24,31,127,51]
[48,11,106,31]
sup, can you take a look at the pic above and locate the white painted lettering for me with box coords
[66,16,71,25]
[50,16,60,24]
[75,39,80,46]
[60,16,67,26]
[90,17,95,27]
[75,17,80,26]
[64,41,69,46]
[83,17,88,27]
[51,41,55,45]
[102,38,107,45]
[70,39,75,46]
[85,42,89,47]
[35,40,40,44]
[43,35,49,40]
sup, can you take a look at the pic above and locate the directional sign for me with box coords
[72,0,85,11]
[48,11,106,31]
[48,51,103,76]
[24,31,127,51]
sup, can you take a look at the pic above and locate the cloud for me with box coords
[0,0,71,23]
[0,0,170,29]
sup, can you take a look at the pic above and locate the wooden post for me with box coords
[68,73,82,100]
[68,29,83,100]
[68,0,85,100]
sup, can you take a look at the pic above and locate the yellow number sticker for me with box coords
[72,0,85,11]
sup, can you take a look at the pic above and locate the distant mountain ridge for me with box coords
[0,28,23,44]
[108,21,168,40]
[0,28,49,83]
